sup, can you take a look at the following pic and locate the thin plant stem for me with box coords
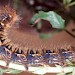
[66,1,75,7]
[64,29,75,38]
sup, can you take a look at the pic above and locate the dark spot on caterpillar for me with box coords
[36,50,39,54]
[42,50,52,59]
[30,50,34,54]
[5,45,9,49]
[46,50,52,53]
[5,45,12,51]
[1,39,6,43]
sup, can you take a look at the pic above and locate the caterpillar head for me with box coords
[0,5,20,27]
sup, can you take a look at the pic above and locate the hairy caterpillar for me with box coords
[0,5,75,71]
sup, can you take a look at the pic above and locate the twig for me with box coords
[64,29,75,38]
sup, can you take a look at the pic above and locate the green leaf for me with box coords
[63,0,67,5]
[66,59,74,66]
[57,70,72,75]
[38,11,48,19]
[0,68,4,75]
[29,11,65,29]
[55,65,62,70]
[46,11,65,29]
[39,30,61,39]
[29,14,39,25]
[67,1,75,7]
[6,69,22,74]
[57,73,63,75]
[0,68,7,75]
[63,0,72,5]
[72,68,75,75]
[67,0,72,3]
[39,33,52,39]
[0,68,22,75]
[65,72,72,75]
